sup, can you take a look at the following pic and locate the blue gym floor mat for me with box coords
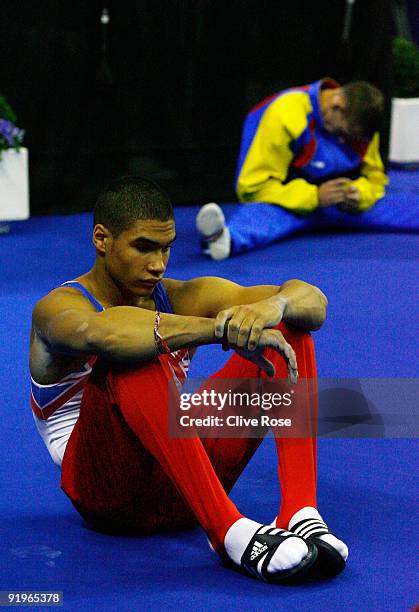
[0,171,418,611]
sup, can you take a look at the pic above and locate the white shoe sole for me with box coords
[196,202,226,238]
[196,203,231,260]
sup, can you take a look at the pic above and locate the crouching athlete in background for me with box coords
[197,79,389,259]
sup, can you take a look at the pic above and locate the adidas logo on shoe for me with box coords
[250,540,268,560]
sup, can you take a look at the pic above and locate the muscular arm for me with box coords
[32,288,217,365]
[164,276,325,380]
[32,277,325,383]
[166,276,328,334]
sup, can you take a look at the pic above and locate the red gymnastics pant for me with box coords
[61,323,317,554]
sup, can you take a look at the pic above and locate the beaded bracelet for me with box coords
[154,311,171,355]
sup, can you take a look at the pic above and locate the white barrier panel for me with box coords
[389,97,419,163]
[0,147,29,221]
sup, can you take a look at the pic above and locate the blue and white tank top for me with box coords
[31,281,190,466]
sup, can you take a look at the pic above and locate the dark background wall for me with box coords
[0,0,404,214]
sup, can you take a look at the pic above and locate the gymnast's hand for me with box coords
[339,184,361,213]
[318,178,350,207]
[234,328,298,383]
[214,295,287,350]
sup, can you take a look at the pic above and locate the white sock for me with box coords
[288,507,348,561]
[207,227,231,261]
[224,517,309,574]
[196,203,231,260]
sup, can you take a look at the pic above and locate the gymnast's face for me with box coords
[322,93,349,137]
[95,218,176,297]
[322,92,364,140]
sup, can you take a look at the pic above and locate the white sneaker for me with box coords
[196,203,231,261]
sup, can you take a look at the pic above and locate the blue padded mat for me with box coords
[0,170,418,611]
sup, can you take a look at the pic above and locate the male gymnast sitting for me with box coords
[30,176,348,584]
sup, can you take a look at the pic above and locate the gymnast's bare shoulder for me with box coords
[30,285,104,384]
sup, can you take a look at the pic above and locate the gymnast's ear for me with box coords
[92,224,112,254]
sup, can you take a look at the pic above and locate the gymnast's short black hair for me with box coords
[343,81,384,139]
[94,176,174,236]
